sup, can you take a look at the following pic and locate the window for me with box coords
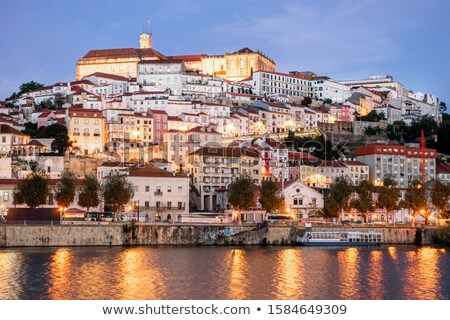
[3,192,9,202]
[145,186,149,192]
[167,186,172,193]
[84,119,89,125]
[156,201,160,208]
[74,119,79,124]
[178,202,183,210]
[134,185,139,192]
[167,202,172,210]
[145,201,149,209]
[178,186,182,193]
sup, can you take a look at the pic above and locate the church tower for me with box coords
[139,32,152,49]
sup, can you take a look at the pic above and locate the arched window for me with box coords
[240,59,245,69]
[230,59,235,70]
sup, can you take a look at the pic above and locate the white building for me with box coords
[281,180,324,219]
[311,77,351,103]
[249,71,313,98]
[137,60,184,95]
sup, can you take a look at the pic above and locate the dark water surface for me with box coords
[0,246,449,300]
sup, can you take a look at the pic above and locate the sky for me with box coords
[0,0,449,104]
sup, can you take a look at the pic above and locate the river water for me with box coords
[0,245,449,300]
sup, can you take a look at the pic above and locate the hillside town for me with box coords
[1,29,449,225]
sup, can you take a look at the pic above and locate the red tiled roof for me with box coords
[436,163,450,174]
[355,145,437,159]
[81,48,167,61]
[84,72,129,81]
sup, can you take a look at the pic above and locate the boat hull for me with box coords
[299,241,380,246]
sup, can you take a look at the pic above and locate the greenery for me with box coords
[439,101,447,114]
[377,176,400,222]
[51,132,72,154]
[402,179,427,224]
[258,179,284,213]
[285,131,342,160]
[227,174,253,220]
[22,122,38,138]
[122,220,138,240]
[13,170,50,208]
[324,176,354,221]
[7,81,44,100]
[364,125,381,136]
[430,180,450,219]
[350,179,375,222]
[78,175,102,214]
[54,170,77,209]
[323,98,332,104]
[318,191,340,219]
[103,175,134,221]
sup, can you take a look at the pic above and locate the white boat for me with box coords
[296,231,382,246]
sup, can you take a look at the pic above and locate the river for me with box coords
[0,245,449,300]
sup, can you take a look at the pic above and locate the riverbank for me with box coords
[0,224,439,247]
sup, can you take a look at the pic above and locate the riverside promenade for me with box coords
[0,223,438,247]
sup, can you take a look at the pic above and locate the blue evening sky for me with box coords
[0,0,449,104]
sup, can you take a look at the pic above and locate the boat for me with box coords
[296,231,382,246]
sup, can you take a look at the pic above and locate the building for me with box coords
[436,162,450,183]
[186,146,262,211]
[311,77,351,103]
[280,180,324,219]
[76,32,167,80]
[339,74,406,98]
[67,108,106,155]
[137,60,184,95]
[0,124,29,155]
[249,71,313,98]
[126,165,189,222]
[355,144,437,187]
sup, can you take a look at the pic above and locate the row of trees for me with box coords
[321,176,450,224]
[227,175,284,215]
[12,169,135,220]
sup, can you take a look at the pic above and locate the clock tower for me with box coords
[139,32,152,49]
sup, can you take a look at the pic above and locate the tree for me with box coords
[22,122,38,138]
[18,81,44,95]
[103,175,135,221]
[42,123,67,138]
[403,179,427,225]
[301,97,312,106]
[377,176,400,223]
[227,174,253,222]
[258,179,284,214]
[350,179,375,223]
[431,180,450,220]
[318,191,340,220]
[361,110,386,122]
[328,176,354,221]
[54,170,77,209]
[51,132,72,154]
[13,170,50,208]
[78,175,102,214]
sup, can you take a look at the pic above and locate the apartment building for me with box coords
[355,144,437,187]
[186,146,262,211]
[67,108,106,155]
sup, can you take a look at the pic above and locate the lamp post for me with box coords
[59,207,66,224]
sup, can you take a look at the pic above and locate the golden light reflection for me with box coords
[0,251,24,299]
[273,249,304,300]
[117,248,166,300]
[48,248,73,299]
[388,246,398,261]
[227,249,249,299]
[403,247,441,299]
[337,248,360,299]
[367,250,384,299]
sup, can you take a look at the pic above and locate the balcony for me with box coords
[93,133,100,136]
[73,132,80,136]
[83,133,90,136]
[154,191,163,196]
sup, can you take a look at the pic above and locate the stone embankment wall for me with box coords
[0,224,438,247]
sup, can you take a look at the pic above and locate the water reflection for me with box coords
[226,249,249,299]
[367,250,384,299]
[337,248,360,299]
[403,247,441,299]
[273,249,304,300]
[0,246,449,300]
[0,251,24,299]
[48,248,73,299]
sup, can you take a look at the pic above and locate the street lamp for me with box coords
[134,200,140,222]
[59,207,66,224]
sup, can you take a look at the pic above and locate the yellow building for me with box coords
[76,32,167,80]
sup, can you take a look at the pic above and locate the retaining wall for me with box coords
[0,224,438,247]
